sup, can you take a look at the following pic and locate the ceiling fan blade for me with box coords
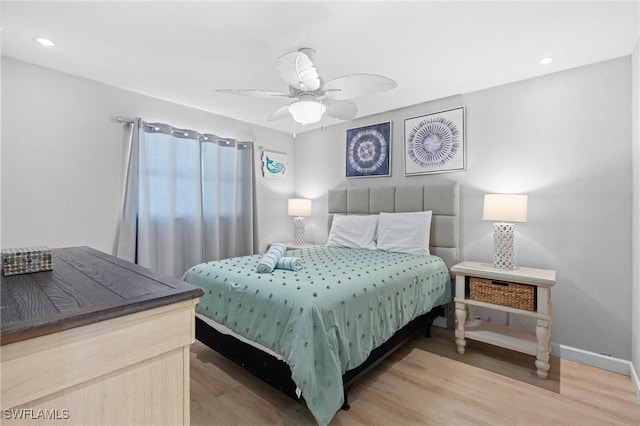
[216,89,290,98]
[322,74,397,100]
[268,104,293,122]
[276,50,321,92]
[324,100,357,121]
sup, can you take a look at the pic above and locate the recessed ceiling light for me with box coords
[35,38,56,47]
[539,57,554,65]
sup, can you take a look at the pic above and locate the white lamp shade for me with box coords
[288,198,312,217]
[482,194,528,223]
[288,100,326,125]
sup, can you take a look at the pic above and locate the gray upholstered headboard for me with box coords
[327,183,459,269]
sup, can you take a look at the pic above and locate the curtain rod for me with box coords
[114,116,253,148]
[116,116,135,126]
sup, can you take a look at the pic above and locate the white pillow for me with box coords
[376,211,432,255]
[326,214,378,250]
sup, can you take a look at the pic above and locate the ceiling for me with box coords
[2,1,639,134]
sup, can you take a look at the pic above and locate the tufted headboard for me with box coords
[327,183,459,269]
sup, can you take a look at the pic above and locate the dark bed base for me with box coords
[195,305,444,410]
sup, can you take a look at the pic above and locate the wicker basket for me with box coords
[468,277,535,311]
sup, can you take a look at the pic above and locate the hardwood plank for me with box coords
[190,378,248,426]
[190,340,315,426]
[420,327,560,392]
[0,283,21,326]
[0,272,59,326]
[77,246,186,289]
[190,330,640,426]
[389,350,584,424]
[390,333,637,425]
[34,255,123,312]
[370,354,520,425]
[557,365,640,424]
[57,247,163,298]
[218,387,302,425]
[190,352,242,397]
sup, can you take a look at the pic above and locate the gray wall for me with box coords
[1,57,295,256]
[2,55,635,362]
[295,57,633,360]
[632,40,639,380]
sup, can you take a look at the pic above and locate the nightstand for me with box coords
[281,242,321,250]
[450,261,556,378]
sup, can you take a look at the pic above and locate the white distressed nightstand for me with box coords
[451,261,556,378]
[281,242,321,250]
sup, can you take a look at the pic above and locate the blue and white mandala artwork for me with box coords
[404,107,465,175]
[346,122,391,178]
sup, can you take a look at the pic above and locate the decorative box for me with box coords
[2,246,53,276]
[468,277,536,311]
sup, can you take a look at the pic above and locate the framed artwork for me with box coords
[404,107,465,175]
[262,150,287,178]
[346,121,391,178]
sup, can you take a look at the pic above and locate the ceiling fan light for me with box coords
[288,100,326,125]
[35,37,56,47]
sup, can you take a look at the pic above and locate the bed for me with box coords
[183,183,459,425]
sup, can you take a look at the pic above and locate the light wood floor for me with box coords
[190,328,640,425]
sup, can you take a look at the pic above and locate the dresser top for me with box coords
[1,246,204,345]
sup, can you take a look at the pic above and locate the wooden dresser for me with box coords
[1,246,204,425]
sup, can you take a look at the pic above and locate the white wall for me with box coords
[631,39,639,386]
[2,55,635,363]
[1,57,295,256]
[295,57,633,360]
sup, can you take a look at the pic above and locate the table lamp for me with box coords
[482,194,528,269]
[288,198,312,245]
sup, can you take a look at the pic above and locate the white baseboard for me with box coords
[631,361,640,404]
[551,342,633,375]
[544,343,639,404]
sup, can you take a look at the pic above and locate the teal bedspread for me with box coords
[183,246,451,425]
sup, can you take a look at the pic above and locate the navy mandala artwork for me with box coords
[346,122,391,177]
[407,117,460,168]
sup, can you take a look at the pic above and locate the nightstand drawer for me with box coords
[468,277,536,311]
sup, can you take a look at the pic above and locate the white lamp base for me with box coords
[493,222,516,269]
[293,216,306,245]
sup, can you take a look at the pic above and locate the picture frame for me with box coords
[404,107,465,175]
[346,121,392,178]
[261,150,287,179]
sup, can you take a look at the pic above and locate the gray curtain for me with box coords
[114,118,255,278]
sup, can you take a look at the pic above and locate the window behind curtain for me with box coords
[114,119,255,278]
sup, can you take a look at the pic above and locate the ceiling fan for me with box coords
[217,48,397,126]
